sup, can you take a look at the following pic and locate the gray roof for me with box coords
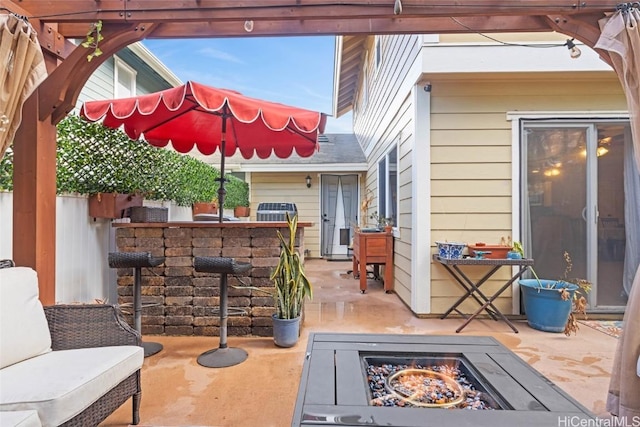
[244,133,365,165]
[190,133,366,171]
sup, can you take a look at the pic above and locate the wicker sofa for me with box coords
[0,265,144,427]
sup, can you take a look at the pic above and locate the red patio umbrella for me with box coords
[80,80,327,221]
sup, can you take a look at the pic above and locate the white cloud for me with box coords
[197,47,245,64]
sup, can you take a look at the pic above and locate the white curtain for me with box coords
[0,13,47,159]
[596,8,640,171]
[623,131,640,297]
[595,6,640,420]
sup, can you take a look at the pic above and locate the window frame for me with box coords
[114,56,137,98]
[377,143,398,228]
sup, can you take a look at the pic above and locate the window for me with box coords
[374,36,382,70]
[360,52,369,110]
[378,144,398,226]
[114,57,136,98]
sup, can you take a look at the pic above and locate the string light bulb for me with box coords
[565,39,582,59]
[244,20,254,32]
[394,0,403,15]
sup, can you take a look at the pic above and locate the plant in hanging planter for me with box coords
[515,242,591,336]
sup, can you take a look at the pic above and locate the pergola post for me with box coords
[12,89,58,305]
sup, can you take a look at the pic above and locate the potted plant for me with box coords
[192,197,218,217]
[232,191,250,217]
[233,203,250,218]
[516,243,591,335]
[270,212,313,347]
[369,211,393,232]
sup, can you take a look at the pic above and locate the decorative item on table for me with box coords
[468,237,513,259]
[435,241,466,259]
[474,250,491,259]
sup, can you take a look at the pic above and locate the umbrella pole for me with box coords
[217,115,228,223]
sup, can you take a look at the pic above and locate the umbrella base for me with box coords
[197,347,248,368]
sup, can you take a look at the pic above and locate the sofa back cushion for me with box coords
[0,267,52,369]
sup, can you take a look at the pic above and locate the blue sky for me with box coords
[142,37,353,133]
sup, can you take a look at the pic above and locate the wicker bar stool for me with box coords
[108,252,165,357]
[194,256,251,368]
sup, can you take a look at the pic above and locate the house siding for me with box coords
[428,74,626,314]
[348,31,626,315]
[353,35,423,308]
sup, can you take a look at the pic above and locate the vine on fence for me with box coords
[0,114,249,207]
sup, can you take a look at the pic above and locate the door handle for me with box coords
[582,206,599,224]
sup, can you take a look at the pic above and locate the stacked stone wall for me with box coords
[114,225,303,337]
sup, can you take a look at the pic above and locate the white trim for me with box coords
[235,163,368,173]
[510,120,521,315]
[412,83,431,314]
[114,57,137,98]
[332,36,344,118]
[130,42,182,87]
[420,43,612,74]
[507,111,629,121]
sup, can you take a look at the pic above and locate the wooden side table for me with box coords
[352,230,394,293]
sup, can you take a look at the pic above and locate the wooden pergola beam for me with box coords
[17,0,620,24]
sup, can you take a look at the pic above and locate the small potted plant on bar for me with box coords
[192,197,218,217]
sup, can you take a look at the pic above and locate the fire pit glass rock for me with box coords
[364,356,504,410]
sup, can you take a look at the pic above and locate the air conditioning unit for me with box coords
[256,202,298,221]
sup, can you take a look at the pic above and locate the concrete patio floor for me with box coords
[101,258,619,427]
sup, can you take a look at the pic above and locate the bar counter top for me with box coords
[112,221,313,228]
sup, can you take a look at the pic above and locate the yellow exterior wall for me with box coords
[428,73,627,314]
[249,172,321,258]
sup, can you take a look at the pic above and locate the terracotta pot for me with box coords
[88,193,143,219]
[234,206,250,217]
[192,202,218,216]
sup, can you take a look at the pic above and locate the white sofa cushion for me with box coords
[0,410,42,427]
[0,345,143,427]
[0,267,52,369]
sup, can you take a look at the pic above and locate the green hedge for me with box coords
[0,114,249,207]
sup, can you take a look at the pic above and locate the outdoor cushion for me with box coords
[0,267,51,369]
[0,410,42,427]
[0,345,143,427]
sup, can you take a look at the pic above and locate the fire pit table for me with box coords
[292,333,595,426]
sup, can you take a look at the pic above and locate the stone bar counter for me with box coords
[112,221,308,337]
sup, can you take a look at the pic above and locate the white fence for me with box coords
[0,192,191,304]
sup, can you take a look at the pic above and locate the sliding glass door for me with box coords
[522,120,632,311]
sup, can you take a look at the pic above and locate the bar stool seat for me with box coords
[108,252,165,357]
[194,256,251,368]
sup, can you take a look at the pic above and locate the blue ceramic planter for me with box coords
[272,314,301,347]
[519,279,579,333]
